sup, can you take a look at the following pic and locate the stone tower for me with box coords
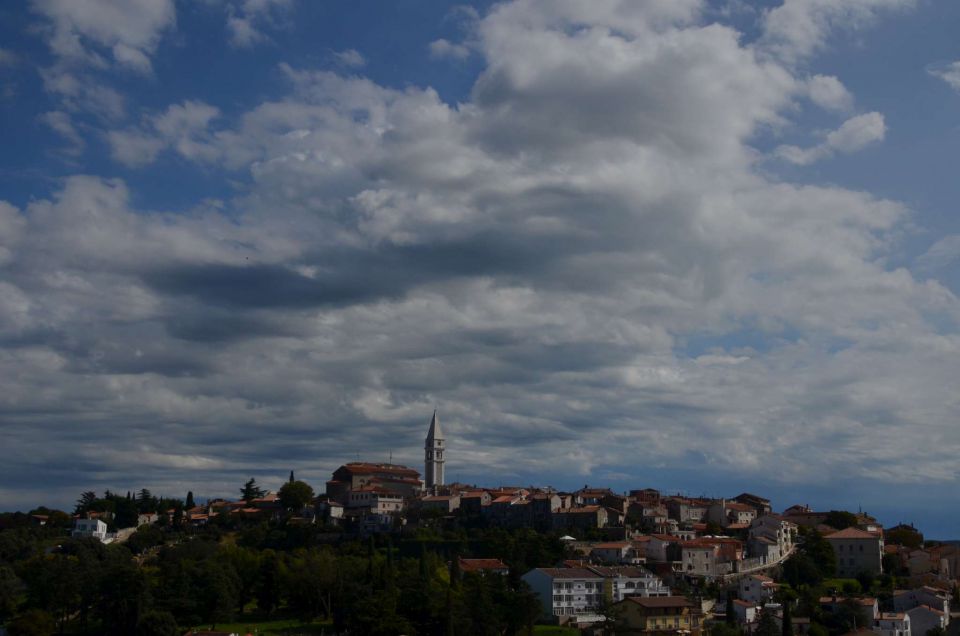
[424,410,445,493]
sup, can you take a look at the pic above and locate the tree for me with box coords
[755,609,780,636]
[278,480,314,511]
[782,598,793,636]
[136,610,179,636]
[712,624,741,636]
[0,565,23,623]
[185,491,195,509]
[824,511,858,530]
[726,594,736,625]
[240,478,265,503]
[885,526,923,549]
[97,560,149,636]
[75,491,96,515]
[7,609,56,636]
[289,470,295,483]
[198,560,240,627]
[256,550,282,615]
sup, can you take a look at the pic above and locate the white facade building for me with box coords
[72,518,107,541]
[875,612,911,636]
[523,568,605,619]
[739,575,777,604]
[522,566,670,620]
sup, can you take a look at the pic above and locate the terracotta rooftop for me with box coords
[536,568,603,580]
[826,527,881,540]
[459,558,508,572]
[626,596,695,609]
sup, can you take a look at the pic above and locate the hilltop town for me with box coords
[2,413,958,635]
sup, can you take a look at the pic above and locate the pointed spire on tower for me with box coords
[427,409,443,441]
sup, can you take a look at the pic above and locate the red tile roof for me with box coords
[826,527,881,540]
[459,558,508,572]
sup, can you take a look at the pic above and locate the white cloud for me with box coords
[333,48,366,69]
[225,0,292,48]
[429,38,471,61]
[5,0,959,511]
[39,69,126,121]
[760,0,916,64]
[806,74,854,112]
[917,234,960,272]
[30,0,176,73]
[107,100,221,166]
[39,110,84,155]
[928,60,960,92]
[776,111,886,165]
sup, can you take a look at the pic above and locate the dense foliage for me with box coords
[0,502,555,635]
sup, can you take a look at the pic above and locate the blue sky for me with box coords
[1,0,959,538]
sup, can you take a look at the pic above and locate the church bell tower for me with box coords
[424,410,445,494]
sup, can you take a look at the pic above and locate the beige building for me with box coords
[613,596,703,636]
[825,527,884,577]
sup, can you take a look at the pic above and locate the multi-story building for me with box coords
[733,493,772,516]
[326,462,422,502]
[875,612,911,636]
[739,574,777,604]
[749,514,797,561]
[522,565,671,621]
[522,568,605,620]
[614,596,703,636]
[825,527,884,577]
[346,486,405,514]
[72,518,107,541]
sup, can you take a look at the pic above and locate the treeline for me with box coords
[0,508,563,635]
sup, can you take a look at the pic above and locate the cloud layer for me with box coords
[2,0,958,519]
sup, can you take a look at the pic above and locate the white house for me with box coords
[585,565,671,601]
[749,515,797,561]
[733,599,758,625]
[522,567,605,620]
[72,518,107,541]
[875,612,911,636]
[347,486,405,514]
[739,574,777,604]
[522,565,671,622]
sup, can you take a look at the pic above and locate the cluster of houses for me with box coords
[62,415,958,634]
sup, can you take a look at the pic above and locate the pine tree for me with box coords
[241,478,265,503]
[289,470,295,483]
[185,491,194,509]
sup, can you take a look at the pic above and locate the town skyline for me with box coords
[1,0,959,545]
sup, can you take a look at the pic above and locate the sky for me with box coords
[0,0,958,538]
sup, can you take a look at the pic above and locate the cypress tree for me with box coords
[782,599,793,636]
